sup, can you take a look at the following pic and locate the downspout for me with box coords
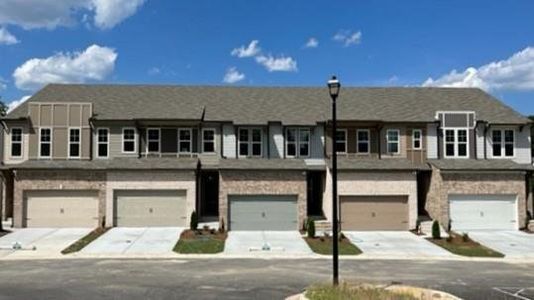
[267,122,271,158]
[436,121,441,159]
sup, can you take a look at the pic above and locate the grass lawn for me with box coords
[173,229,226,254]
[304,235,362,255]
[62,227,109,254]
[428,233,504,258]
[306,283,417,300]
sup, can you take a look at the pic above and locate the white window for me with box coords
[386,129,400,154]
[39,128,52,158]
[444,129,469,158]
[356,129,370,154]
[491,129,514,158]
[335,129,347,153]
[147,128,160,153]
[178,128,192,153]
[122,128,137,153]
[285,128,310,158]
[412,129,422,150]
[68,128,81,158]
[10,127,22,158]
[202,129,215,153]
[238,128,262,157]
[96,128,109,158]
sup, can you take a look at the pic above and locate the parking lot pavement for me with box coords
[224,231,313,255]
[344,231,454,258]
[81,227,184,255]
[0,228,92,259]
[469,231,534,258]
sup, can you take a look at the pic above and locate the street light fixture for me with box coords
[327,75,340,286]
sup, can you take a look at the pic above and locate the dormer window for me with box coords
[491,129,514,158]
[444,129,468,158]
[10,128,22,158]
[238,128,262,157]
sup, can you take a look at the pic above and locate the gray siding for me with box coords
[109,125,139,158]
[486,126,532,164]
[222,124,236,158]
[269,123,284,158]
[311,125,324,159]
[476,123,485,159]
[426,123,438,159]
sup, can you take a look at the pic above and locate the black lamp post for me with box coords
[327,75,341,286]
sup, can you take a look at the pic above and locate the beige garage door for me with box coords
[341,196,409,231]
[114,190,187,227]
[25,190,99,228]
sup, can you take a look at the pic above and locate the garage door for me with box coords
[114,190,187,227]
[340,196,409,231]
[229,195,298,231]
[449,194,517,231]
[25,190,99,228]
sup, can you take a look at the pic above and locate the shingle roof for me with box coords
[428,159,533,171]
[217,158,309,170]
[333,157,430,171]
[5,157,199,170]
[6,84,529,124]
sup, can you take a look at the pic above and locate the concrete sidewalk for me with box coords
[224,231,313,255]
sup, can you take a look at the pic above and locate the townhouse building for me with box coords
[0,84,531,232]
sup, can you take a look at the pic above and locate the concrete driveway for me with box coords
[81,227,184,255]
[345,231,454,258]
[469,231,534,259]
[0,228,92,259]
[224,231,312,255]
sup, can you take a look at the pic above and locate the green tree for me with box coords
[0,96,6,117]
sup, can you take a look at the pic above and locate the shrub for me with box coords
[307,219,316,238]
[219,218,225,233]
[190,211,198,231]
[462,233,469,242]
[432,220,441,239]
[446,236,453,243]
[415,219,421,234]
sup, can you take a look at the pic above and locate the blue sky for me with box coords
[1,0,533,115]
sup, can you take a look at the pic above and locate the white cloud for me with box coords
[0,27,19,45]
[0,77,6,91]
[92,0,146,29]
[255,55,297,72]
[7,95,31,113]
[0,0,145,30]
[333,30,362,47]
[13,44,117,91]
[423,47,534,91]
[223,67,245,84]
[231,40,261,58]
[304,37,318,48]
[147,67,160,76]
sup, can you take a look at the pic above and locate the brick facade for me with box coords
[219,170,307,230]
[425,165,527,229]
[13,170,106,228]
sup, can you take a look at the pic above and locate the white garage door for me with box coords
[114,190,187,227]
[449,194,517,231]
[25,190,99,228]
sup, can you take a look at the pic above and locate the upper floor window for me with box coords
[39,128,52,158]
[412,129,422,150]
[444,129,468,158]
[97,128,109,158]
[10,128,22,158]
[147,128,160,153]
[386,129,400,154]
[202,129,215,153]
[286,128,310,158]
[68,128,80,158]
[122,128,137,153]
[238,128,262,157]
[357,129,370,154]
[491,129,514,158]
[178,128,192,153]
[335,129,347,153]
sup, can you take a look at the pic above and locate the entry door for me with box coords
[200,171,219,217]
[229,195,298,231]
[449,194,517,231]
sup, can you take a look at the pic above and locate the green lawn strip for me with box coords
[62,227,109,254]
[304,236,362,255]
[427,234,504,258]
[306,283,417,300]
[173,229,226,254]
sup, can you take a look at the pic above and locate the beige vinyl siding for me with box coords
[105,125,139,158]
[28,103,92,160]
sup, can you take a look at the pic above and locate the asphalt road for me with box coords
[0,258,532,300]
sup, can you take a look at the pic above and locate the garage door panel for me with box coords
[341,196,409,231]
[449,194,517,231]
[114,190,187,227]
[25,191,99,228]
[229,195,297,231]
